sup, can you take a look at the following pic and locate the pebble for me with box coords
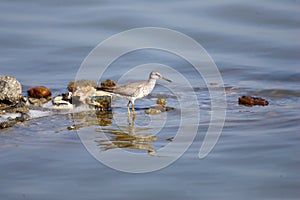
[27,86,52,99]
[156,98,167,106]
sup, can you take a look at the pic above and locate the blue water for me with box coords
[1,0,300,199]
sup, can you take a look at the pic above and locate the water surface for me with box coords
[1,0,300,199]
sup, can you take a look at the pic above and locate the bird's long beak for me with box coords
[162,76,172,82]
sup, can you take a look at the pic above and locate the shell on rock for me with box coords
[0,75,22,104]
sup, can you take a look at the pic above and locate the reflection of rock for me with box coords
[238,96,269,106]
[68,79,97,92]
[70,110,113,130]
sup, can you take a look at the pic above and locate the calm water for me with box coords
[1,0,300,199]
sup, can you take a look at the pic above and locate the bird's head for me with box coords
[149,71,172,82]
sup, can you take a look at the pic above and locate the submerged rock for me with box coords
[145,98,174,114]
[238,96,269,106]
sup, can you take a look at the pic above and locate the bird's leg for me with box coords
[127,101,131,116]
[132,103,136,116]
[132,114,136,126]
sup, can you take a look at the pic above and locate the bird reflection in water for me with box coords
[96,115,157,156]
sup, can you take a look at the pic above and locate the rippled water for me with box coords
[1,0,300,199]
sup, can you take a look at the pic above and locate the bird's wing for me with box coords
[112,81,148,97]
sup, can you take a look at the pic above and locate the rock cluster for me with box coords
[0,75,22,104]
[53,80,113,110]
[0,76,29,129]
[27,86,52,105]
[0,76,116,129]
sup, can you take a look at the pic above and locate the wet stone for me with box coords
[27,86,52,99]
[99,79,117,90]
[145,98,174,114]
[156,98,167,106]
[238,96,269,106]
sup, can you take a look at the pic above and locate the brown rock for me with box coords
[100,79,116,89]
[238,96,269,106]
[156,98,166,106]
[27,86,51,99]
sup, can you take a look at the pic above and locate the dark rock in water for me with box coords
[27,86,51,99]
[145,98,174,114]
[0,75,22,104]
[68,80,97,92]
[238,96,269,106]
[99,79,116,90]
